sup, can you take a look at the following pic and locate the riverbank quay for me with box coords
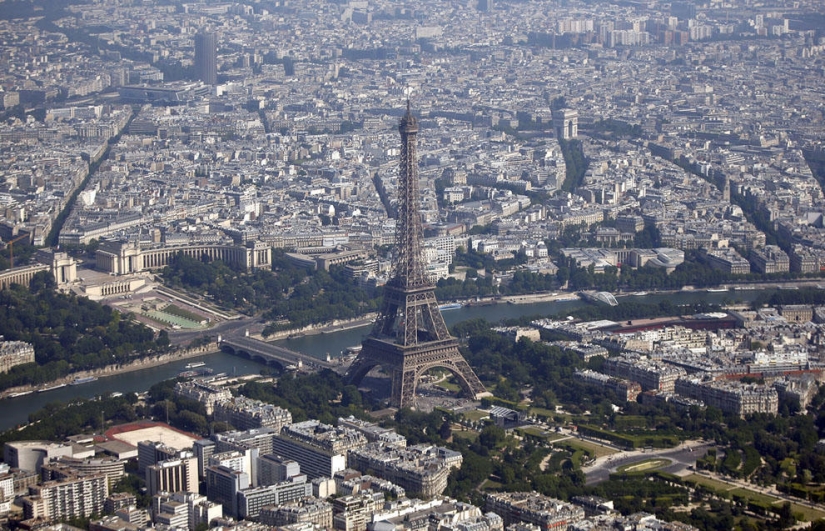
[260,313,379,341]
[0,344,220,400]
[493,278,825,306]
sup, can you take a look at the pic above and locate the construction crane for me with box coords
[5,233,29,269]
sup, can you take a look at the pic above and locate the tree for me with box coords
[112,474,151,508]
[0,285,167,392]
[493,378,519,402]
[177,410,208,435]
[439,419,452,441]
[479,424,506,450]
[156,330,170,348]
[559,138,587,192]
[29,271,56,293]
[342,385,362,409]
[776,502,795,528]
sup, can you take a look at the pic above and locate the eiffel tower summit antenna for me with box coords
[346,104,490,408]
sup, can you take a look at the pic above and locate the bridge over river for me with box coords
[220,334,337,372]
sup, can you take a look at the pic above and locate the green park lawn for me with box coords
[729,488,780,506]
[557,438,619,458]
[519,426,566,442]
[617,458,671,473]
[462,409,491,422]
[685,473,735,492]
[452,428,479,441]
[787,502,825,522]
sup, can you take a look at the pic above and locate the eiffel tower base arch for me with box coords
[347,336,490,409]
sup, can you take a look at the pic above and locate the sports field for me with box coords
[106,421,198,450]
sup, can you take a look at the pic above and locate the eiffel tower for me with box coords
[346,103,490,408]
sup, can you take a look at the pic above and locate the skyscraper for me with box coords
[194,31,217,85]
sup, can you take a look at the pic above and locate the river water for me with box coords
[0,289,765,432]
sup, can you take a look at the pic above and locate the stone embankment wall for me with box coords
[1,344,220,399]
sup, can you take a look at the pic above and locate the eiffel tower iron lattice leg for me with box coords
[349,337,489,409]
[392,339,488,409]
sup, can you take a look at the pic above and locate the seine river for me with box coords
[0,289,767,433]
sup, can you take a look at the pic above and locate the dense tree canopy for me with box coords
[559,138,587,193]
[0,276,166,392]
[162,250,381,329]
[453,319,597,411]
[237,370,366,425]
[0,393,140,446]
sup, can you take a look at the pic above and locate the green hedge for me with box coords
[577,424,679,449]
[609,470,682,483]
[481,396,527,411]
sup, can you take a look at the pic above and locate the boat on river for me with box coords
[38,383,67,393]
[71,376,98,386]
[8,391,33,398]
[178,367,214,379]
[554,295,580,301]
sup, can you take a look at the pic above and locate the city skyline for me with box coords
[1,0,825,528]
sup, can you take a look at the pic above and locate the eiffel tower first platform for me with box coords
[345,103,490,409]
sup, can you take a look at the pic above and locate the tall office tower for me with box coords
[194,31,217,85]
[145,453,198,497]
[137,441,179,475]
[209,449,258,487]
[345,103,489,408]
[193,439,215,480]
[206,465,249,518]
[258,455,301,487]
[271,420,367,479]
